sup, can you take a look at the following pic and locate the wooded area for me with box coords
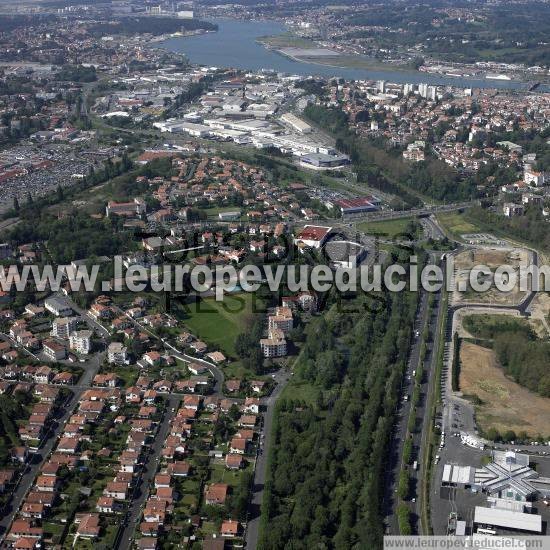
[259,268,419,549]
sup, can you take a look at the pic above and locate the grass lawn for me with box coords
[177,293,262,358]
[107,366,138,388]
[73,538,94,550]
[179,477,201,494]
[436,211,480,240]
[221,361,253,380]
[209,462,252,488]
[201,205,243,219]
[356,217,421,240]
[199,521,218,537]
[42,521,65,542]
[99,520,120,548]
[280,376,319,405]
[178,493,198,512]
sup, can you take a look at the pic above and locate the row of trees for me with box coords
[462,314,550,398]
[451,332,460,392]
[0,392,32,466]
[494,331,550,398]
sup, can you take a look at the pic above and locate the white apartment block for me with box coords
[260,325,287,358]
[260,337,287,358]
[107,342,127,365]
[524,169,546,187]
[268,306,293,334]
[69,330,92,355]
[43,340,67,361]
[51,317,78,339]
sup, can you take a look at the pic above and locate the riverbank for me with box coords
[257,33,420,73]
[156,18,549,91]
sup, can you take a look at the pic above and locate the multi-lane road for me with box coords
[384,256,444,534]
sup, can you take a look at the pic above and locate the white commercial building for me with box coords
[280,113,312,134]
[44,297,73,317]
[474,506,542,533]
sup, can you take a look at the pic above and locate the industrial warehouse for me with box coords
[153,79,351,169]
[329,196,381,215]
[441,451,550,535]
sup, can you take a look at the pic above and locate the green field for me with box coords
[280,377,319,405]
[356,217,421,240]
[177,293,261,358]
[436,211,480,240]
[200,205,243,220]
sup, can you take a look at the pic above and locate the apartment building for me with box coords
[51,317,78,339]
[107,342,128,365]
[69,330,92,355]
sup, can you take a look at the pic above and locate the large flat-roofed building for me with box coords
[324,241,368,268]
[442,464,476,488]
[44,297,73,317]
[300,152,350,169]
[178,122,212,138]
[280,113,312,134]
[443,451,546,500]
[106,197,146,217]
[334,196,380,215]
[474,506,542,534]
[218,211,241,221]
[294,225,332,249]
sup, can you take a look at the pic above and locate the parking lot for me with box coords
[0,143,95,213]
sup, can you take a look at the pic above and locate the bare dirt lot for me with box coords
[528,292,550,338]
[452,247,530,306]
[460,341,550,437]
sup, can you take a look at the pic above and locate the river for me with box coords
[157,18,547,91]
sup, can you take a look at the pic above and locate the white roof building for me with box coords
[474,506,542,533]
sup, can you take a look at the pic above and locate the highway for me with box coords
[314,201,477,227]
[384,265,441,534]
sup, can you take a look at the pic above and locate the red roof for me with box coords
[296,225,331,242]
[335,196,377,209]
